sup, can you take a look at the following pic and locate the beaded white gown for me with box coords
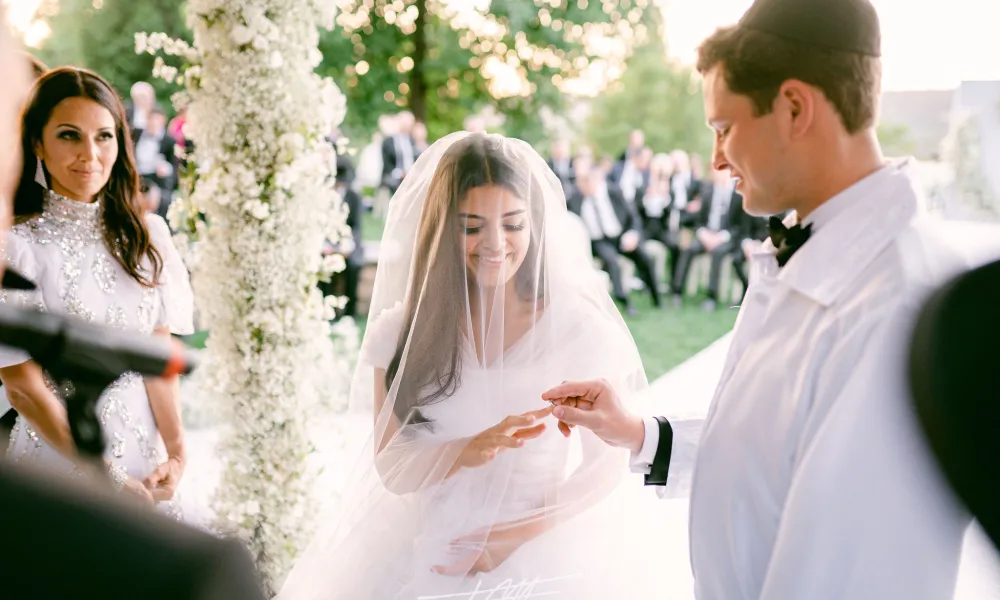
[0,190,194,519]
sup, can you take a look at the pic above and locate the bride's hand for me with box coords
[432,520,546,576]
[456,406,552,471]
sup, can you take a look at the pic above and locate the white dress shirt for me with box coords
[632,160,972,600]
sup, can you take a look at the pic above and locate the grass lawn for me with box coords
[620,291,738,380]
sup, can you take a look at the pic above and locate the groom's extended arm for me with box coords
[543,380,675,487]
[629,416,674,486]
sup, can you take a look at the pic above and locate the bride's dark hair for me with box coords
[387,134,546,427]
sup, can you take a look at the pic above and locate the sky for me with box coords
[661,0,1000,91]
[5,0,1000,91]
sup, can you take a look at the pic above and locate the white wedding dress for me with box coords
[278,132,662,600]
[282,300,658,599]
[0,191,194,519]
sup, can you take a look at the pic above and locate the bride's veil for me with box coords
[279,132,648,598]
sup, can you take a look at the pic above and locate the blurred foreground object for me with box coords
[909,258,1000,551]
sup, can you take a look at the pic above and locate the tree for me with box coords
[320,0,654,145]
[584,9,710,159]
[36,0,191,109]
[877,122,917,158]
[942,110,999,219]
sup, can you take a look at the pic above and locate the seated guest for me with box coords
[567,166,661,316]
[671,168,746,310]
[610,146,652,210]
[637,153,676,288]
[730,209,770,299]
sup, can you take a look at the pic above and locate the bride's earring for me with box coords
[34,157,48,190]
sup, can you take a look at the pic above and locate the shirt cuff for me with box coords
[628,417,661,474]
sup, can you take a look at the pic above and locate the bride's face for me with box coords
[458,184,531,289]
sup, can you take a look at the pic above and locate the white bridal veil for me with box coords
[278,132,650,599]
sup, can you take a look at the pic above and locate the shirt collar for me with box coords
[769,159,921,306]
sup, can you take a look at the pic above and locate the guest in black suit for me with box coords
[635,153,677,291]
[133,108,178,221]
[381,111,416,196]
[729,209,770,298]
[671,169,746,309]
[322,154,364,319]
[124,81,159,142]
[567,167,661,316]
[609,147,651,211]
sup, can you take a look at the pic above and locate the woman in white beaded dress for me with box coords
[278,133,661,599]
[0,67,193,518]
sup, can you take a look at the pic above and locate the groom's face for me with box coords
[702,65,793,217]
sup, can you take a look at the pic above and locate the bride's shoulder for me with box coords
[359,300,407,370]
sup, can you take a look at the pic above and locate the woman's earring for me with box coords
[34,157,48,190]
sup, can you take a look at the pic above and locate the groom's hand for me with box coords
[542,379,645,454]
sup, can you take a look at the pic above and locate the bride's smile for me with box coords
[459,184,531,288]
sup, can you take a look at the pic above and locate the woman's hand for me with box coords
[122,476,155,505]
[143,456,185,502]
[454,406,552,473]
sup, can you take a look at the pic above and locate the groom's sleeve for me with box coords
[628,416,673,486]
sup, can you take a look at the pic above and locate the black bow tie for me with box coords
[768,217,813,267]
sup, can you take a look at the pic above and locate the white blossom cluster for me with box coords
[138,0,351,591]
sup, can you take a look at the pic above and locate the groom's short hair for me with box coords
[695,26,880,134]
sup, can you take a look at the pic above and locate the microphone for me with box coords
[1,266,37,291]
[0,304,198,460]
[0,304,196,381]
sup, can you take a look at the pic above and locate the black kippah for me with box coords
[739,0,881,57]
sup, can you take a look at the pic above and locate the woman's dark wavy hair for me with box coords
[387,134,547,427]
[15,67,162,287]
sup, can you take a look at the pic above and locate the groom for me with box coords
[545,0,973,598]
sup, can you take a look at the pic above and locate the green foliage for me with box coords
[36,0,652,145]
[585,25,711,159]
[37,0,191,113]
[319,0,653,147]
[877,122,917,157]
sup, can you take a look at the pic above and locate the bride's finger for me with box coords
[511,423,546,441]
[492,434,524,450]
[431,551,478,576]
[521,406,554,420]
[558,420,574,437]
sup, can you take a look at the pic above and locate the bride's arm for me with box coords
[371,368,549,495]
[371,368,467,494]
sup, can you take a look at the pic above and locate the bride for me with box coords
[278,132,656,599]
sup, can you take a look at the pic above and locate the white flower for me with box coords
[135,32,149,54]
[230,25,255,46]
[137,2,354,591]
